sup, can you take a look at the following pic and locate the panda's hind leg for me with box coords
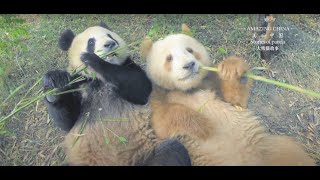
[140,139,192,166]
[43,70,82,132]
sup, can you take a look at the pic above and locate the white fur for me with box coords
[68,26,129,75]
[146,34,213,91]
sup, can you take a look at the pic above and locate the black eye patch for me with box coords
[87,38,95,53]
[107,34,119,46]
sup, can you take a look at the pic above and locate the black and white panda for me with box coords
[42,22,191,166]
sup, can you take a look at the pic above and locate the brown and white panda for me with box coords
[141,24,315,166]
[42,22,192,166]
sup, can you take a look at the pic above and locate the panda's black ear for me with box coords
[59,29,75,51]
[99,22,111,30]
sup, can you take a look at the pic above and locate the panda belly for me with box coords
[63,82,157,165]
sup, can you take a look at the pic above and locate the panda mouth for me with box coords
[104,52,118,61]
[179,71,199,81]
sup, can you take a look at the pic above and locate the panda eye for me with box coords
[186,47,193,53]
[166,54,172,62]
[88,39,95,44]
[87,38,96,53]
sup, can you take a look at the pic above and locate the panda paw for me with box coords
[142,139,192,166]
[80,52,102,67]
[217,56,249,84]
[42,70,71,103]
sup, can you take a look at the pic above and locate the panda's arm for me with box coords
[43,70,83,132]
[81,53,152,105]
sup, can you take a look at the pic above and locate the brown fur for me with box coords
[218,56,253,108]
[182,23,192,36]
[151,87,315,165]
[193,51,202,61]
[64,107,159,165]
[140,36,153,60]
[164,60,172,72]
[151,87,214,140]
[150,56,253,143]
[143,26,315,165]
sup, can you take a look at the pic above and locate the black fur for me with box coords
[59,29,75,51]
[87,38,96,53]
[43,53,152,131]
[107,34,119,46]
[140,139,192,166]
[80,53,152,105]
[43,70,85,131]
[99,22,111,30]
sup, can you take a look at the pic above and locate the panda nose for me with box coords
[104,41,116,49]
[183,61,195,70]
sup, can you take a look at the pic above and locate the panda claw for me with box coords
[42,70,71,103]
[80,52,99,64]
[80,53,90,64]
[80,52,106,71]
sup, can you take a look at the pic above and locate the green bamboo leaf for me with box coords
[118,136,128,143]
[148,27,158,37]
[53,87,87,96]
[105,138,110,145]
[2,83,26,105]
[218,47,228,55]
[92,72,97,80]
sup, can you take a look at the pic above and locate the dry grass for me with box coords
[0,102,65,165]
[247,15,320,163]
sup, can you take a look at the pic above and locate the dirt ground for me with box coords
[0,14,319,165]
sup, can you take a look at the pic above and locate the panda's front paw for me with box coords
[217,56,249,83]
[42,70,71,103]
[80,52,101,66]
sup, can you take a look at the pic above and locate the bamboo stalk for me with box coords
[200,66,320,98]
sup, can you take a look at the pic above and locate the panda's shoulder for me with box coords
[122,57,135,65]
[122,57,142,70]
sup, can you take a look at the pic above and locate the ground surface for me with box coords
[0,14,319,165]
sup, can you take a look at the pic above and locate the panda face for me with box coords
[68,26,129,72]
[146,34,213,91]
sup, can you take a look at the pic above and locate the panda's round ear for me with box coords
[181,23,193,37]
[99,22,112,30]
[140,36,153,60]
[59,29,75,51]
